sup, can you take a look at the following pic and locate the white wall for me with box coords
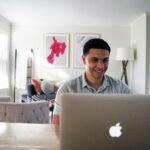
[0,15,10,34]
[146,15,150,93]
[0,15,11,96]
[11,25,130,83]
[130,14,147,94]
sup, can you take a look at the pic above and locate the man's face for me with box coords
[82,48,110,81]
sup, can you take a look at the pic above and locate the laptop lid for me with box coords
[60,94,150,150]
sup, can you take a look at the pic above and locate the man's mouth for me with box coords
[96,70,103,73]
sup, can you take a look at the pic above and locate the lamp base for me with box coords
[121,60,128,85]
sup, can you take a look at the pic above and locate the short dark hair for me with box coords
[83,38,111,55]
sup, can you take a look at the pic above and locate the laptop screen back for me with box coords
[60,94,150,150]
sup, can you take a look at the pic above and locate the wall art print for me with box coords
[73,33,100,68]
[45,33,69,68]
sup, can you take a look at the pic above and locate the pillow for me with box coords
[31,78,42,95]
[41,80,56,94]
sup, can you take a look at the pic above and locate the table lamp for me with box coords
[116,48,134,85]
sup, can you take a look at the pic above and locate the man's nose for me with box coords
[97,60,105,68]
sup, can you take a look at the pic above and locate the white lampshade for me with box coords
[116,48,134,61]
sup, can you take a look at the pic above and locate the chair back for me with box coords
[0,101,49,124]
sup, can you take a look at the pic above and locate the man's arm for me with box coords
[52,80,72,124]
[52,115,60,124]
[52,92,61,124]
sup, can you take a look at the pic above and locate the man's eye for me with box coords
[103,58,109,63]
[91,58,98,62]
[89,57,109,63]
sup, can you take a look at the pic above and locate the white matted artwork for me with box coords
[73,33,100,68]
[45,33,69,68]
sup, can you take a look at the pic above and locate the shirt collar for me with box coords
[82,73,88,88]
[81,73,110,89]
[98,75,109,91]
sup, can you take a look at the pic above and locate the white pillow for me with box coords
[41,80,55,94]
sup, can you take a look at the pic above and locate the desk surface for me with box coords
[0,123,60,150]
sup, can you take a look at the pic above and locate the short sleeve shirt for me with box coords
[53,74,132,115]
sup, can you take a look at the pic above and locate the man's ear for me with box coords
[82,55,86,64]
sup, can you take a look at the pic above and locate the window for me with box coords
[0,33,9,89]
[16,50,28,89]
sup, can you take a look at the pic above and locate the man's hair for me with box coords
[83,38,111,55]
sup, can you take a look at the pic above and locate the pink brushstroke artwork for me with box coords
[47,36,66,64]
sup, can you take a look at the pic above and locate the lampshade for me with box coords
[116,48,134,61]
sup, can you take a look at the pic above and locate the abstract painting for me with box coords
[45,34,69,68]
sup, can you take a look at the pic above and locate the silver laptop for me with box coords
[60,93,150,150]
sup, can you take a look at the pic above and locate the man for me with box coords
[53,38,132,124]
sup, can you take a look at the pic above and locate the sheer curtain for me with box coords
[0,33,9,89]
[15,50,28,89]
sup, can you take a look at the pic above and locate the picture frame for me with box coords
[73,33,100,68]
[45,33,69,68]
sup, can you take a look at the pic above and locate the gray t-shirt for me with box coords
[53,74,132,115]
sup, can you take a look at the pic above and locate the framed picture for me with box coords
[73,33,100,68]
[45,33,69,68]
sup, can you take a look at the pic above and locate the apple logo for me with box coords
[109,123,122,138]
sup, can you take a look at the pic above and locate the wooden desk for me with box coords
[0,123,60,150]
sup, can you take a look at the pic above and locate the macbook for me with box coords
[60,94,150,150]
